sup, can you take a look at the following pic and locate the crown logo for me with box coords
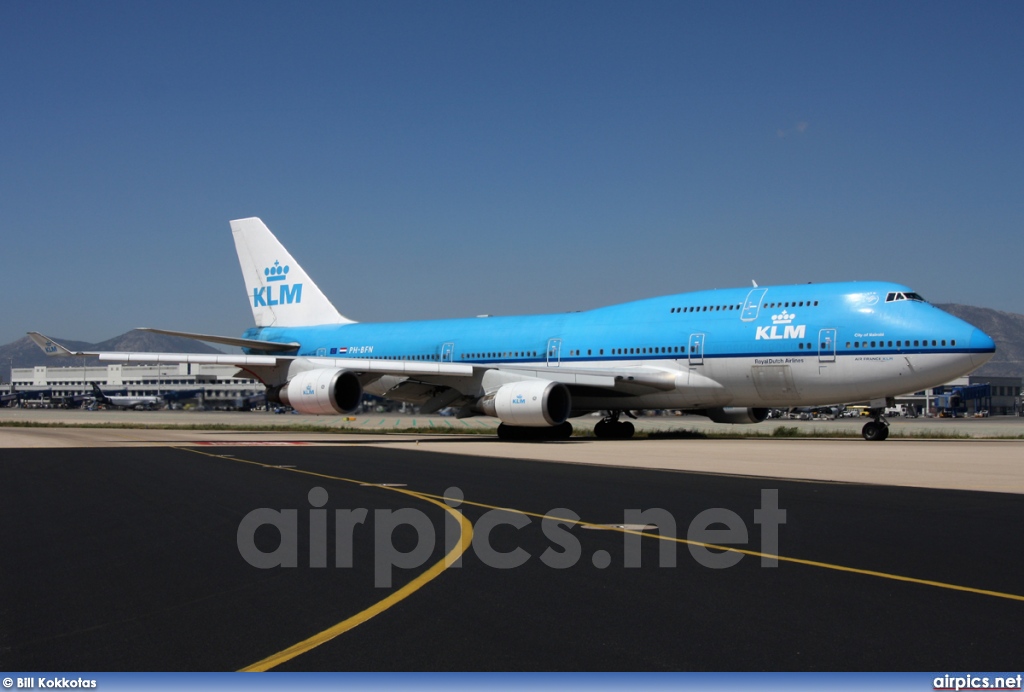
[772,310,795,324]
[264,260,290,282]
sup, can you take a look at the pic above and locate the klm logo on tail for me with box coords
[253,260,303,307]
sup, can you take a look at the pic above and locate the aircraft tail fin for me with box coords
[230,218,355,328]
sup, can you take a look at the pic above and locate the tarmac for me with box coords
[3,406,1023,437]
[1,409,1023,494]
[2,409,1023,671]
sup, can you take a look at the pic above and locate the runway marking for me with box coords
[413,490,1024,605]
[171,446,473,672]
[581,523,659,531]
[175,446,1023,670]
[193,441,309,446]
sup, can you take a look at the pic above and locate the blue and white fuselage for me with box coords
[243,281,994,414]
[29,218,996,441]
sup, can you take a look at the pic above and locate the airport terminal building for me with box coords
[899,375,1023,417]
[3,363,264,410]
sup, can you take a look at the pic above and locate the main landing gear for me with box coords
[861,408,890,441]
[594,410,636,440]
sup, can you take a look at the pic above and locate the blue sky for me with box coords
[2,1,1021,346]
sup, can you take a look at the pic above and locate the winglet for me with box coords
[27,332,85,357]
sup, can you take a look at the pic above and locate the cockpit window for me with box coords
[885,291,927,303]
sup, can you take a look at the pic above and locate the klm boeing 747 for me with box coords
[30,218,996,441]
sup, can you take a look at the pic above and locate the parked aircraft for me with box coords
[88,383,165,410]
[1,384,52,408]
[30,218,996,440]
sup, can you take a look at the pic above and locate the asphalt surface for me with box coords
[5,406,1024,438]
[2,443,1022,671]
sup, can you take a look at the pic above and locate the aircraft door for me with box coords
[316,347,327,357]
[818,329,836,363]
[546,338,562,367]
[440,342,455,363]
[688,333,705,365]
[741,288,768,321]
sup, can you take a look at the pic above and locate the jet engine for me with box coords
[701,406,770,425]
[479,380,571,427]
[269,369,362,415]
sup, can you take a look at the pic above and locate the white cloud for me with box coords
[777,121,809,138]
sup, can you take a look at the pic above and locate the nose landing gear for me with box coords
[862,409,890,441]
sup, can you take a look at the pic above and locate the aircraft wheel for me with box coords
[595,420,635,439]
[553,421,574,440]
[862,421,888,441]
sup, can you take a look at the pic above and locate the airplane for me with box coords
[1,383,53,407]
[1,383,25,407]
[88,383,165,410]
[30,217,996,441]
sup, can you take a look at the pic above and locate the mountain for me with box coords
[1,330,223,379]
[936,304,1024,379]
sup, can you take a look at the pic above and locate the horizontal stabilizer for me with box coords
[137,328,300,352]
[28,332,283,367]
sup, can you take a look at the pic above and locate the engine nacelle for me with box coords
[701,406,770,425]
[480,380,571,427]
[271,369,362,415]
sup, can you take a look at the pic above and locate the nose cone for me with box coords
[969,329,996,369]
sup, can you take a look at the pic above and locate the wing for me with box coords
[28,332,678,411]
